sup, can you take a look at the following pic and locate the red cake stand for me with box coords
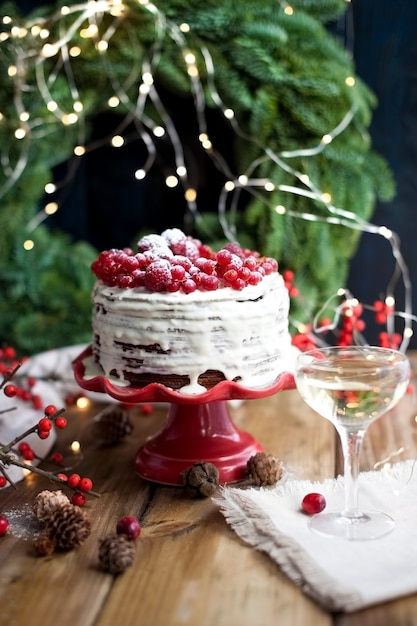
[73,346,295,485]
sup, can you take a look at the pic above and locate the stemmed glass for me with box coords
[295,345,410,540]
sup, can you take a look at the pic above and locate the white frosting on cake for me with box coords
[92,272,291,394]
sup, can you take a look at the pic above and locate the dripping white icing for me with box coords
[92,273,291,394]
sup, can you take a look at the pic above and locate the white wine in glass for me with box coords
[295,345,410,540]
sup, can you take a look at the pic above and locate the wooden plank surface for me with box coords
[0,376,415,626]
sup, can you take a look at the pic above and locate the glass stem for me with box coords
[338,428,365,519]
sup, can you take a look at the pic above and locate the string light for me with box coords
[0,0,413,350]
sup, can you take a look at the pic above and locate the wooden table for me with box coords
[0,375,417,626]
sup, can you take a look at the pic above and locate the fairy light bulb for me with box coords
[139,83,150,95]
[185,188,197,201]
[61,113,78,125]
[238,175,248,186]
[97,40,108,52]
[176,165,187,176]
[224,181,235,192]
[284,5,294,15]
[346,76,355,87]
[135,169,146,180]
[321,134,332,145]
[23,239,34,250]
[166,175,178,188]
[108,96,120,108]
[69,46,81,57]
[320,192,332,203]
[73,101,83,112]
[47,101,58,112]
[19,112,30,122]
[153,126,165,137]
[265,181,275,192]
[76,396,89,409]
[71,440,81,453]
[44,202,58,215]
[111,135,124,147]
[275,205,286,215]
[385,296,395,307]
[7,65,17,77]
[180,23,190,33]
[44,183,56,194]
[74,145,86,156]
[41,43,59,57]
[15,128,26,139]
[142,72,153,85]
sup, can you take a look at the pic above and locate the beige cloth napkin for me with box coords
[215,460,417,612]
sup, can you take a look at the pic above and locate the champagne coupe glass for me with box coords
[295,345,410,540]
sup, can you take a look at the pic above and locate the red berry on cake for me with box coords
[144,260,172,292]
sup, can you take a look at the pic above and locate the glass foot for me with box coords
[308,510,395,541]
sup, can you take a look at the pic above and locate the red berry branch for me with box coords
[0,351,99,506]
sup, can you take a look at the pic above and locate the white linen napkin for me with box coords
[215,460,417,612]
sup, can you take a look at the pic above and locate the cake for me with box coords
[90,229,292,394]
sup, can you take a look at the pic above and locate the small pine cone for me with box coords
[181,461,219,497]
[98,533,135,575]
[33,490,70,523]
[43,502,91,550]
[92,406,134,443]
[34,533,56,556]
[247,452,284,486]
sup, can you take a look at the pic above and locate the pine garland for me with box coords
[0,0,395,353]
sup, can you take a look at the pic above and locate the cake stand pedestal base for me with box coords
[135,400,263,485]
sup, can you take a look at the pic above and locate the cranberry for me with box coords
[301,493,326,515]
[116,516,141,540]
[0,515,9,536]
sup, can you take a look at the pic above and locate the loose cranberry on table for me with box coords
[0,515,9,536]
[301,493,327,515]
[116,516,141,540]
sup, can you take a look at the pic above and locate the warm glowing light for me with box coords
[45,183,56,194]
[284,5,294,15]
[19,112,30,122]
[108,96,120,108]
[184,52,196,65]
[23,239,35,250]
[224,108,234,119]
[345,76,355,87]
[73,101,83,112]
[76,396,90,409]
[61,113,78,125]
[71,440,81,453]
[41,43,59,58]
[139,83,150,95]
[69,46,81,57]
[44,202,58,215]
[185,188,197,202]
[111,135,124,147]
[7,65,17,77]
[265,182,275,192]
[47,101,58,112]
[97,40,108,52]
[166,175,178,188]
[180,23,190,33]
[142,72,154,85]
[153,126,165,137]
[275,205,286,215]
[321,134,332,145]
[320,192,332,203]
[238,175,248,185]
[2,15,12,24]
[224,181,235,192]
[15,128,26,139]
[187,65,199,78]
[385,296,395,307]
[74,145,86,156]
[135,169,146,180]
[176,165,187,176]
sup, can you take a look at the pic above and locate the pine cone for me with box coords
[92,406,134,443]
[33,490,70,523]
[42,502,91,550]
[98,533,135,575]
[34,533,56,556]
[181,461,219,497]
[247,452,284,486]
